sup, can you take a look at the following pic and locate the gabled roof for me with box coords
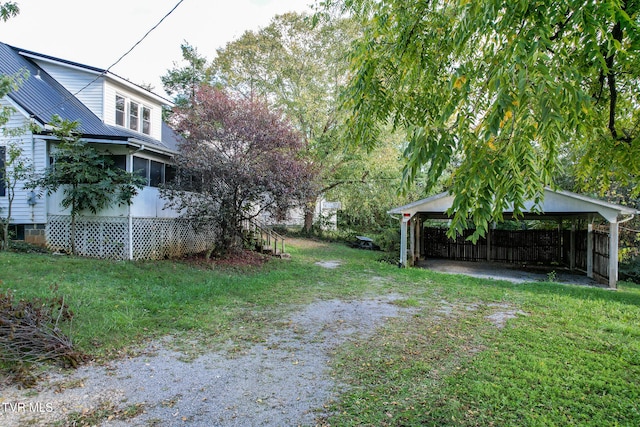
[0,42,179,154]
[389,188,639,223]
[17,46,172,106]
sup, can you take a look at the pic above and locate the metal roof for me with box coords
[0,42,179,154]
[389,188,639,223]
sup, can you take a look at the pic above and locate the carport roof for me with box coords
[388,188,639,223]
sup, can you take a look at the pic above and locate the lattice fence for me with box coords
[46,215,217,260]
[131,218,217,260]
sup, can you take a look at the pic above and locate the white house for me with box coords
[0,42,214,259]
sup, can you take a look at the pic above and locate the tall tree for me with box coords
[328,0,640,240]
[0,1,22,128]
[161,41,211,107]
[28,117,144,254]
[162,86,312,255]
[0,1,25,250]
[0,142,31,250]
[210,12,367,232]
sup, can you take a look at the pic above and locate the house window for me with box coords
[165,164,176,184]
[142,106,151,135]
[116,95,151,135]
[150,160,163,187]
[0,146,5,197]
[106,154,127,171]
[133,156,149,186]
[133,156,172,188]
[129,101,139,132]
[115,95,125,126]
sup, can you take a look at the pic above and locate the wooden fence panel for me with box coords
[593,231,609,280]
[422,226,609,280]
[423,228,561,265]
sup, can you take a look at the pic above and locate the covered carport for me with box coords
[389,188,638,289]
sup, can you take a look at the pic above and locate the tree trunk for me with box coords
[70,198,77,255]
[303,200,316,234]
[1,222,8,251]
[70,214,76,256]
[2,188,15,251]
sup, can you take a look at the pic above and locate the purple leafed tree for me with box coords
[162,86,315,256]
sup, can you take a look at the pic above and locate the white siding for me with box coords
[0,99,48,224]
[128,151,180,218]
[130,187,180,218]
[31,60,105,120]
[47,187,179,219]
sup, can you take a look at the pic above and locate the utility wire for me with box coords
[106,0,185,76]
[32,0,185,120]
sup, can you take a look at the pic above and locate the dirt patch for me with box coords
[0,295,413,427]
[284,238,330,250]
[432,299,529,329]
[314,260,341,269]
[182,250,271,270]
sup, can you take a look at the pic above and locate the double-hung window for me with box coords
[115,94,151,135]
[142,106,151,135]
[115,95,125,127]
[129,101,140,132]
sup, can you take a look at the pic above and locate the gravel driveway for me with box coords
[1,295,414,426]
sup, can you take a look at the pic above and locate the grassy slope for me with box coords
[2,238,640,426]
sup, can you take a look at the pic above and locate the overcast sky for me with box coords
[0,0,313,98]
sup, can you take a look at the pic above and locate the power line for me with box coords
[106,0,185,75]
[32,0,185,120]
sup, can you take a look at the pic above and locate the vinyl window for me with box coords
[115,95,152,135]
[133,156,172,188]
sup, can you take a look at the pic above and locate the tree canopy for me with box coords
[209,12,372,231]
[329,0,640,240]
[0,1,18,22]
[162,87,312,254]
[161,42,211,108]
[0,1,22,128]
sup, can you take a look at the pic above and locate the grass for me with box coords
[0,238,385,357]
[325,273,640,426]
[2,238,640,426]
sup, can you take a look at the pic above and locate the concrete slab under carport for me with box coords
[417,259,606,288]
[390,188,639,289]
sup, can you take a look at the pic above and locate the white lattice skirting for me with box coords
[46,215,217,260]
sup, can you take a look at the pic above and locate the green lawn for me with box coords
[2,238,640,426]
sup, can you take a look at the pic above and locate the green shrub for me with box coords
[373,227,401,253]
[620,257,640,283]
[9,240,50,254]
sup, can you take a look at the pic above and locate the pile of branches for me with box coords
[0,287,84,369]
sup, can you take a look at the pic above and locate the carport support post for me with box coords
[400,216,408,267]
[609,220,619,289]
[416,217,422,259]
[570,221,576,270]
[587,222,594,279]
[557,219,563,264]
[409,219,416,266]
